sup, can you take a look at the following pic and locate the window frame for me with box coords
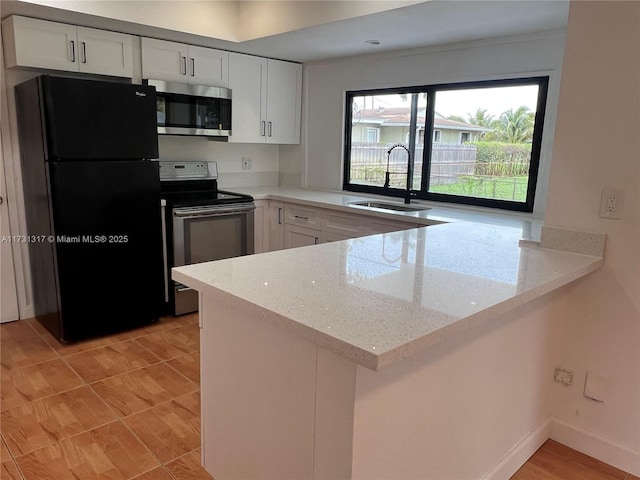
[343,76,549,213]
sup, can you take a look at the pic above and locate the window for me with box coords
[343,77,549,212]
[366,127,380,143]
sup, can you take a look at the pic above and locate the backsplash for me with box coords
[157,136,280,188]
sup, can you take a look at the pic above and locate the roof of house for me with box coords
[354,108,490,132]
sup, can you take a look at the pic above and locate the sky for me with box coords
[355,85,540,119]
[434,86,540,118]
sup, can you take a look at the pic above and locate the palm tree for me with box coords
[466,108,495,128]
[490,106,535,143]
[446,114,466,123]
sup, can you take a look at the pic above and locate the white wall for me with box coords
[544,1,640,472]
[14,0,421,43]
[301,31,567,217]
[158,137,280,189]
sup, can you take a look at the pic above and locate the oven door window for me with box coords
[173,210,252,267]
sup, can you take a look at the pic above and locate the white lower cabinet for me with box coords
[323,231,355,243]
[284,224,321,249]
[253,200,267,254]
[324,211,368,240]
[258,200,424,254]
[267,201,285,251]
[369,218,421,235]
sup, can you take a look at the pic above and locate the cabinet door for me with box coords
[324,211,367,238]
[267,201,285,251]
[3,16,78,72]
[188,45,229,87]
[369,219,419,235]
[253,200,267,254]
[77,27,133,77]
[141,37,187,82]
[284,224,321,249]
[265,60,302,144]
[228,53,267,143]
[323,231,354,243]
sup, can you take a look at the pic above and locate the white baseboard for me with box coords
[551,419,640,476]
[482,418,553,480]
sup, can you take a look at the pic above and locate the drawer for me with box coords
[324,211,367,237]
[284,204,322,228]
[369,218,420,235]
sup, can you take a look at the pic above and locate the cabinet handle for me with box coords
[277,207,282,225]
[268,121,273,137]
[314,237,319,245]
[69,40,76,62]
[294,215,309,221]
[0,195,4,205]
[81,42,87,63]
[190,58,195,77]
[260,121,266,137]
[181,56,187,75]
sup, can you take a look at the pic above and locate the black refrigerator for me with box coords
[15,75,165,342]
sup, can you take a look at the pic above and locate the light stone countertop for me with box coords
[172,199,603,370]
[229,185,544,241]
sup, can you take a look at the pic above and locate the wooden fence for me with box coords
[350,143,477,187]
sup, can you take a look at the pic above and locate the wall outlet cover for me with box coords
[584,371,611,402]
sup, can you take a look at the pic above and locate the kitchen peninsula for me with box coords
[173,198,604,480]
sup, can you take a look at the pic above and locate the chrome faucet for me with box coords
[383,143,414,204]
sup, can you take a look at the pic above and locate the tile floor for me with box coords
[0,314,212,480]
[2,315,637,480]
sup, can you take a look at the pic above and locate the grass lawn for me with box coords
[429,175,529,202]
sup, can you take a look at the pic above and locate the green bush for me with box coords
[469,141,532,176]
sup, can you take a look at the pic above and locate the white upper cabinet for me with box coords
[2,16,133,78]
[141,38,229,87]
[229,53,302,145]
[265,59,302,144]
[228,53,267,143]
[75,27,133,77]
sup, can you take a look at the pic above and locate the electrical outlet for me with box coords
[599,188,623,219]
[242,157,252,171]
[554,367,574,385]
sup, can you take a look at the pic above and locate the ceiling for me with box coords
[239,1,570,62]
[2,1,570,63]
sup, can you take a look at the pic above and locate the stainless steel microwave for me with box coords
[146,79,231,138]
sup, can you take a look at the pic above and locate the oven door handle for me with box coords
[173,204,255,218]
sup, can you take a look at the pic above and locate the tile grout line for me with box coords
[3,317,203,479]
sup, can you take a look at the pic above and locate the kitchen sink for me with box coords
[348,201,430,212]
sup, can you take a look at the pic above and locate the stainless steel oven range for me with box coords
[159,161,255,315]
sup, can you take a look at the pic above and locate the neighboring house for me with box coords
[352,107,490,145]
